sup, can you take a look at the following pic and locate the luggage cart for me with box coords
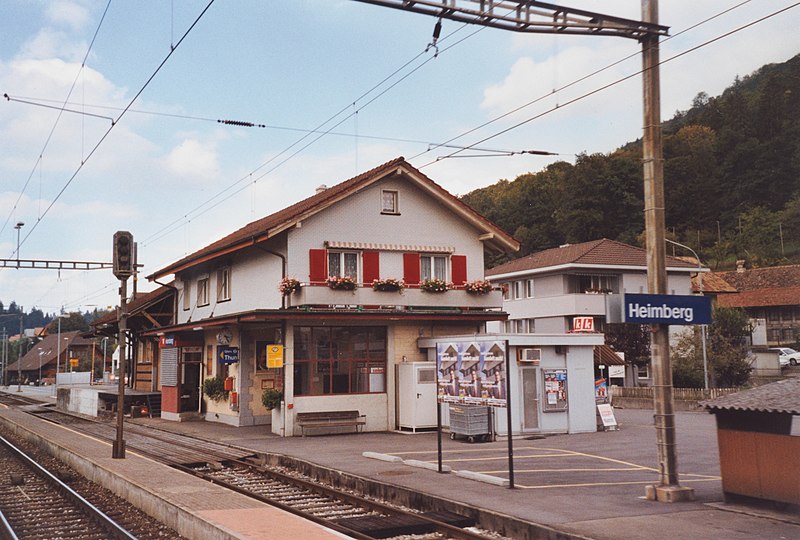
[448,404,492,443]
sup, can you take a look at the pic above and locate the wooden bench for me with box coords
[296,410,366,436]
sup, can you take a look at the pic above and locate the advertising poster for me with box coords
[437,340,507,408]
[543,369,568,411]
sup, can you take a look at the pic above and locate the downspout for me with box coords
[255,243,288,309]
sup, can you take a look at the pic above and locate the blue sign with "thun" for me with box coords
[623,293,711,325]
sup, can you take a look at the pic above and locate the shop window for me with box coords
[293,326,386,396]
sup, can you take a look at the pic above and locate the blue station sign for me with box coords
[623,293,711,325]
[217,346,240,364]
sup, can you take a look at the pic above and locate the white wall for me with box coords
[286,178,486,283]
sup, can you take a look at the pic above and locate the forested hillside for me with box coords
[463,53,800,269]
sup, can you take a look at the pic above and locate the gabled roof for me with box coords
[693,272,736,294]
[703,378,800,415]
[91,284,175,328]
[486,238,698,277]
[6,331,93,372]
[716,287,800,309]
[149,157,519,280]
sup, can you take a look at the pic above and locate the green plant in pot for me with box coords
[262,388,284,410]
[203,377,228,402]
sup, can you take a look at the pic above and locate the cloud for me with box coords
[45,1,91,30]
[164,138,221,182]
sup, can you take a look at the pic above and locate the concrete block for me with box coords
[362,451,402,463]
[454,469,510,487]
[404,459,450,473]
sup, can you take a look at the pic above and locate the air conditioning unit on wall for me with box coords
[518,348,541,364]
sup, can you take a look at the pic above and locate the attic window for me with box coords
[381,190,399,214]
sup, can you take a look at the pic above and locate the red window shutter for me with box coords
[452,255,467,286]
[363,251,380,285]
[309,249,327,283]
[403,253,420,285]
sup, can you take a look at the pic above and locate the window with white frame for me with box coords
[420,254,447,281]
[381,189,399,214]
[502,282,511,301]
[513,281,523,300]
[328,251,359,279]
[217,267,231,302]
[526,318,536,333]
[526,279,534,298]
[197,277,209,307]
[514,319,525,333]
[182,280,191,311]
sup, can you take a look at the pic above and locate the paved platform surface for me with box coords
[4,386,800,539]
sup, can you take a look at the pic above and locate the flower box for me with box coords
[464,279,493,295]
[372,278,405,292]
[421,278,451,293]
[327,276,357,291]
[279,277,301,296]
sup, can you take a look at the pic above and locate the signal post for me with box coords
[112,231,133,459]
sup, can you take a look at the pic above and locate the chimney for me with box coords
[315,184,328,194]
[736,259,746,273]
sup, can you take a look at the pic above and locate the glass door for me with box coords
[521,367,540,430]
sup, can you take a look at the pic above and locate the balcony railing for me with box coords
[288,285,503,310]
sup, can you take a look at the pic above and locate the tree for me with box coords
[707,307,753,387]
[670,329,705,388]
[605,323,651,385]
[45,312,89,333]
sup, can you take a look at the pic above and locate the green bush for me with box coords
[261,388,283,410]
[203,377,228,402]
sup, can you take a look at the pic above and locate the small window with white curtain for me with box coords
[328,251,358,279]
[421,255,447,281]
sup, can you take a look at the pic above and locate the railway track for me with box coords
[186,459,494,539]
[0,433,138,540]
[2,394,506,539]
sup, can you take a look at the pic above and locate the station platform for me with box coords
[2,386,799,540]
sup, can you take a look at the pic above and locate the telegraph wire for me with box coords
[0,0,112,253]
[9,0,216,260]
[417,1,797,166]
[412,0,757,163]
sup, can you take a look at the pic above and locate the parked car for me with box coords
[769,347,800,367]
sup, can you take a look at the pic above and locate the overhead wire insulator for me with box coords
[217,119,266,128]
[425,18,443,57]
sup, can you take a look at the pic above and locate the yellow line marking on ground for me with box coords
[480,467,650,474]
[512,477,721,489]
[437,453,577,463]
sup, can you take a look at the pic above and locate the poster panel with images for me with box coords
[437,340,506,407]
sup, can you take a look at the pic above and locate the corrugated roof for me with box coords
[149,157,519,279]
[702,378,800,415]
[486,238,697,276]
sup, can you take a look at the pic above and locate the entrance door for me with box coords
[181,351,202,413]
[521,367,540,430]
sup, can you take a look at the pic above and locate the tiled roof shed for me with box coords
[702,378,800,505]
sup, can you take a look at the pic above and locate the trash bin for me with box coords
[448,404,491,443]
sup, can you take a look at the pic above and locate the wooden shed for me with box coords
[703,379,800,506]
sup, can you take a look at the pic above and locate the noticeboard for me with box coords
[542,369,568,412]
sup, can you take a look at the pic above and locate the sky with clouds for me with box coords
[0,0,797,316]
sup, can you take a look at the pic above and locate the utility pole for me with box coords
[354,0,691,501]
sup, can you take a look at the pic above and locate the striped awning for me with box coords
[325,241,455,253]
[594,344,626,366]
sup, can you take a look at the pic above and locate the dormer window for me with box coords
[381,190,399,214]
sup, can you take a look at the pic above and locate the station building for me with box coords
[142,157,519,435]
